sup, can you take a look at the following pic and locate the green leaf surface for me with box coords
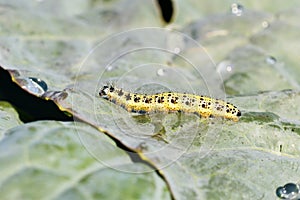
[0,101,22,141]
[0,1,300,200]
[66,88,300,199]
[0,121,170,200]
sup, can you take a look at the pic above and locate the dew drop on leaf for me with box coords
[276,182,300,199]
[231,3,244,16]
[265,56,277,65]
[16,77,48,96]
[157,68,166,76]
[106,65,114,71]
[29,77,48,91]
[173,47,181,54]
[216,60,234,79]
[262,21,270,28]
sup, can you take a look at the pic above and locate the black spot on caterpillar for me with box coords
[99,84,241,121]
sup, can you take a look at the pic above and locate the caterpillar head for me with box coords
[99,85,115,99]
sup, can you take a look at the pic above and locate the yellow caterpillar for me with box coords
[99,84,241,121]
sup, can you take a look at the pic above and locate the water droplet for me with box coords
[266,56,277,65]
[226,65,232,72]
[217,60,234,77]
[262,21,270,28]
[157,68,166,76]
[276,183,300,199]
[16,77,48,96]
[29,77,48,91]
[173,47,181,54]
[106,65,114,71]
[231,3,244,16]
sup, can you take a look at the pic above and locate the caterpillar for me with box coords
[99,84,241,121]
